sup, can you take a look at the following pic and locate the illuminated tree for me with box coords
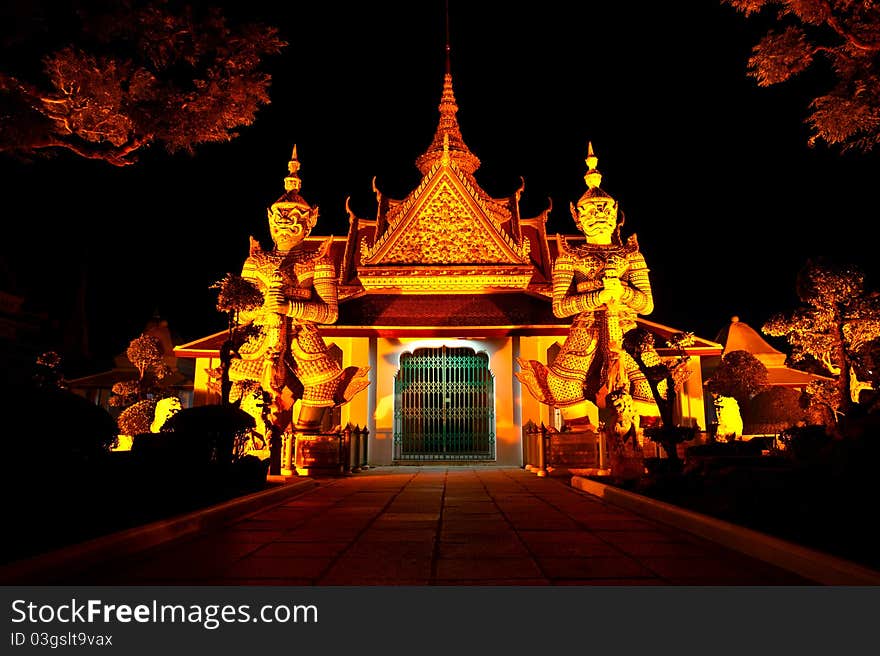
[763,258,880,421]
[117,399,159,436]
[852,335,880,389]
[743,386,807,434]
[210,273,263,405]
[623,329,698,463]
[126,334,166,382]
[707,350,769,408]
[110,333,177,433]
[32,351,67,390]
[212,272,264,334]
[723,0,880,151]
[0,0,285,166]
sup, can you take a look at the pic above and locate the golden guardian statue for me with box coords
[229,147,369,456]
[517,143,662,445]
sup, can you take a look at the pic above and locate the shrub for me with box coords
[0,385,117,461]
[779,425,832,464]
[707,350,768,409]
[117,399,158,436]
[743,386,807,434]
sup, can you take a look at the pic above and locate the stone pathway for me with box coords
[62,467,812,585]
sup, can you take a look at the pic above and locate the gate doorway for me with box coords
[393,346,495,461]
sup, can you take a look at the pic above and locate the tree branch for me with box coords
[23,138,141,166]
[820,1,880,52]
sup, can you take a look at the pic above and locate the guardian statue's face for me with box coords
[268,206,308,252]
[577,199,618,242]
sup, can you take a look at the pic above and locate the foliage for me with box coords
[108,380,140,408]
[778,423,833,461]
[707,349,769,408]
[804,378,842,423]
[853,335,880,388]
[623,329,696,460]
[211,273,264,314]
[126,334,165,379]
[0,0,286,166]
[110,332,178,430]
[642,424,698,459]
[762,258,880,420]
[32,351,67,390]
[743,385,807,433]
[117,398,158,436]
[723,1,880,152]
[163,404,256,464]
[1,383,117,457]
[210,273,264,405]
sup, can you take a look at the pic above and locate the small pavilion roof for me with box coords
[714,316,832,387]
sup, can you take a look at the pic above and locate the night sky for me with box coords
[2,1,879,376]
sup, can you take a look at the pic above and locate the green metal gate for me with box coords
[394,346,495,461]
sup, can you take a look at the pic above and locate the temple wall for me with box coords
[193,356,220,406]
[675,356,707,430]
[491,337,518,465]
[371,337,396,466]
[329,337,371,431]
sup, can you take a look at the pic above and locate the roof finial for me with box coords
[285,144,302,192]
[413,0,480,175]
[445,0,451,75]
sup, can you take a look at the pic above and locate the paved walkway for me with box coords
[63,467,812,585]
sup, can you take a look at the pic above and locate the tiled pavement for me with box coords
[62,467,813,585]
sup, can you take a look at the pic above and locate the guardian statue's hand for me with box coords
[599,276,623,305]
[265,288,291,315]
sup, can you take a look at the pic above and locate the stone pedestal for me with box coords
[294,432,344,476]
[545,427,599,476]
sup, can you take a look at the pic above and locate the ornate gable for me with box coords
[362,164,528,265]
[344,69,544,295]
[355,140,536,294]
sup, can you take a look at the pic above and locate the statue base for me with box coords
[545,426,599,476]
[294,432,345,476]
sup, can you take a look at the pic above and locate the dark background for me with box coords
[2,1,879,377]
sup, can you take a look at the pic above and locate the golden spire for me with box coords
[584,142,602,190]
[284,145,302,192]
[445,0,451,76]
[414,5,480,176]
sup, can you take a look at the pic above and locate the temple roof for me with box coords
[174,312,721,358]
[713,316,830,387]
[333,59,554,296]
[67,368,191,390]
[715,316,787,367]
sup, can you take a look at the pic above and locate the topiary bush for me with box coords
[743,386,807,435]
